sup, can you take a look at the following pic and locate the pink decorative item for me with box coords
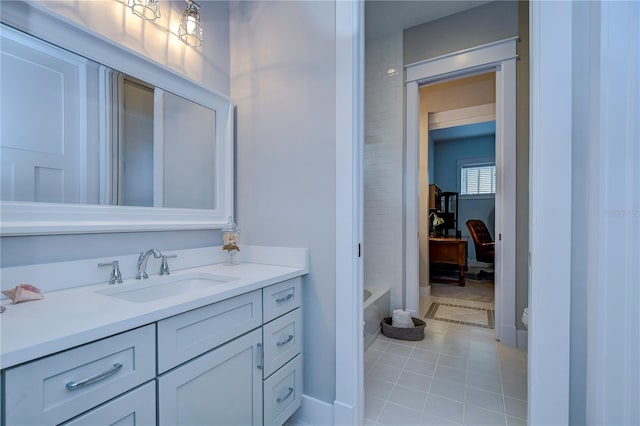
[2,284,44,304]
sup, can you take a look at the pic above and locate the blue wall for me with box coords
[430,122,496,262]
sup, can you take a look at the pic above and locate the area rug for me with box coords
[425,302,495,329]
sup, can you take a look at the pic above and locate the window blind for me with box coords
[460,165,496,195]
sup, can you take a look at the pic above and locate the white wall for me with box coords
[230,0,337,405]
[29,0,230,95]
[0,0,230,268]
[364,30,404,311]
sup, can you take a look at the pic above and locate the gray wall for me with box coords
[404,1,519,64]
[230,1,337,405]
[0,0,230,266]
[404,1,530,329]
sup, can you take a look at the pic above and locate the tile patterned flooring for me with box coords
[364,296,528,426]
[425,303,495,329]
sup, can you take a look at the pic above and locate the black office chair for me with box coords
[466,219,495,280]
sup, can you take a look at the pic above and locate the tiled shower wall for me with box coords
[364,30,404,311]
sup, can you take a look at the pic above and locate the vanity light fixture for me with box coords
[128,0,161,21]
[178,0,203,47]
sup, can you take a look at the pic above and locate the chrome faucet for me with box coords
[136,249,162,279]
[98,260,123,284]
[160,254,178,276]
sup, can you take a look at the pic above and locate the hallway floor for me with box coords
[364,296,527,426]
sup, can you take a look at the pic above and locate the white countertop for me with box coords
[1,248,307,370]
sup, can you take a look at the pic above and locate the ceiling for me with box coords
[365,0,494,38]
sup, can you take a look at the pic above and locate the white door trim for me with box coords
[528,1,571,423]
[404,37,518,345]
[428,103,496,130]
[333,0,364,425]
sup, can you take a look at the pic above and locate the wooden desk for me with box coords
[429,237,467,286]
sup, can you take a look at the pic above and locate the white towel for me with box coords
[392,309,414,328]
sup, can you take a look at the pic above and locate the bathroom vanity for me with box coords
[0,4,306,424]
[0,246,307,426]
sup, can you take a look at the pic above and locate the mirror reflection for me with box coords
[0,24,216,210]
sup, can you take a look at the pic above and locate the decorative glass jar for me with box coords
[222,217,240,265]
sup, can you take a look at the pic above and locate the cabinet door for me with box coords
[158,329,263,426]
[62,381,156,426]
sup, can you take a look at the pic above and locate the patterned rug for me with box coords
[425,302,495,329]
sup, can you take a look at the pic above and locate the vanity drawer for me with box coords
[157,289,262,373]
[263,308,302,377]
[263,354,303,426]
[4,325,155,426]
[62,381,156,426]
[263,277,302,323]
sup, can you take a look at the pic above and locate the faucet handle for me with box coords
[98,260,123,285]
[160,254,178,276]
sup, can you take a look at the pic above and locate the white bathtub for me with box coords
[364,287,390,350]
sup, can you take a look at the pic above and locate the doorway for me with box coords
[405,37,518,346]
[419,72,497,312]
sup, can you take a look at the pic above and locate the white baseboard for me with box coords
[294,394,333,425]
[516,329,528,350]
[500,324,517,347]
[419,285,431,298]
[333,400,355,426]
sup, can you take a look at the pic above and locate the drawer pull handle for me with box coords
[65,363,123,391]
[277,387,295,403]
[275,293,293,303]
[277,334,294,347]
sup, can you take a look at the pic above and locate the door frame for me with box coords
[404,37,518,345]
[333,0,365,424]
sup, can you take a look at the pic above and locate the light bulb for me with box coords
[178,0,203,47]
[187,15,196,35]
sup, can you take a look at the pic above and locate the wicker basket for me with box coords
[381,317,426,341]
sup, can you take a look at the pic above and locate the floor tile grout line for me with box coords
[368,298,527,426]
[495,341,512,426]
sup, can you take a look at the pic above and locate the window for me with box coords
[459,162,496,196]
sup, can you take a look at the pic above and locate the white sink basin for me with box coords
[98,273,237,303]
